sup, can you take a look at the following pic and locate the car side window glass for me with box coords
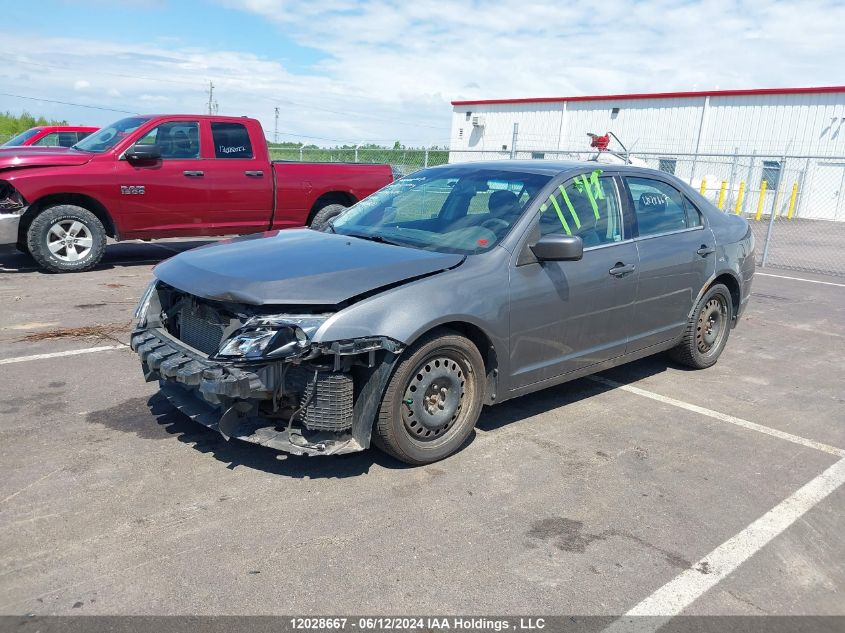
[684,197,703,228]
[137,121,200,160]
[211,122,253,159]
[538,172,622,247]
[626,177,691,237]
[33,133,60,146]
[57,132,77,147]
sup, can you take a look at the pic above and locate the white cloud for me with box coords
[2,0,844,145]
[73,79,90,91]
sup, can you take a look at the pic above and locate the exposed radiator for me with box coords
[178,304,226,356]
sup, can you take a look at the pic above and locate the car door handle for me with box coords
[244,170,264,177]
[697,245,716,256]
[609,263,636,277]
[183,170,204,177]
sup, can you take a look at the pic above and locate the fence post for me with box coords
[793,157,811,219]
[742,150,756,216]
[299,146,303,161]
[354,144,359,163]
[510,123,519,159]
[726,147,739,210]
[761,153,787,268]
[424,148,429,168]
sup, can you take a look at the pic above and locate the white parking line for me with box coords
[589,376,845,457]
[0,345,124,365]
[757,272,845,287]
[604,457,845,632]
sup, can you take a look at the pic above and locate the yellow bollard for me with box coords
[699,179,707,195]
[755,180,768,221]
[734,181,746,215]
[717,181,727,210]
[787,183,799,219]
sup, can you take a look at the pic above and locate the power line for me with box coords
[0,92,137,114]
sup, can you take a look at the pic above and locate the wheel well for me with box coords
[712,273,741,316]
[307,191,357,224]
[19,193,116,244]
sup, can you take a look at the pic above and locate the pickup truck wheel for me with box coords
[669,283,732,369]
[27,205,106,273]
[310,203,347,229]
[373,329,484,465]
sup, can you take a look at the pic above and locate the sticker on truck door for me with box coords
[120,185,146,195]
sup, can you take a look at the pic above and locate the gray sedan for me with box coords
[131,161,755,465]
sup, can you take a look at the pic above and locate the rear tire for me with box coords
[669,283,733,369]
[27,205,106,273]
[373,329,485,465]
[310,203,347,229]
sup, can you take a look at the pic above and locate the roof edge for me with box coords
[451,86,845,107]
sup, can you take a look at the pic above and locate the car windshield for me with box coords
[331,166,552,254]
[72,116,149,153]
[2,128,40,147]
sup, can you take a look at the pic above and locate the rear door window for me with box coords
[211,122,253,159]
[625,177,693,237]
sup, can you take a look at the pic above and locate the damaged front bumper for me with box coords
[131,327,401,457]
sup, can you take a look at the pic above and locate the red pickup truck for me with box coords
[2,126,99,148]
[0,115,394,272]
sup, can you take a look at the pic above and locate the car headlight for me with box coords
[132,280,158,328]
[216,314,331,360]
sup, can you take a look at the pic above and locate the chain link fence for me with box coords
[270,146,843,277]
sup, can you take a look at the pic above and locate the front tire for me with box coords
[26,205,106,273]
[310,203,347,230]
[669,283,733,369]
[373,329,485,465]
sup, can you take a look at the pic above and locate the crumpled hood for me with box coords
[0,147,94,170]
[154,229,465,306]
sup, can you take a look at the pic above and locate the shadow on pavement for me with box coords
[0,240,216,273]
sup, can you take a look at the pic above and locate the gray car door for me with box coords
[508,172,639,389]
[622,176,716,352]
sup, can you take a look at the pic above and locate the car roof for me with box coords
[429,159,666,178]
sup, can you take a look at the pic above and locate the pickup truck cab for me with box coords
[0,115,393,272]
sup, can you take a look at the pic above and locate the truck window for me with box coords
[33,133,60,147]
[211,122,253,159]
[136,122,200,160]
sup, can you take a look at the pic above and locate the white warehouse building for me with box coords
[448,86,845,221]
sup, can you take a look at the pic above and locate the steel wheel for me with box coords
[670,283,733,369]
[402,354,466,441]
[46,220,93,263]
[695,296,727,354]
[373,329,485,465]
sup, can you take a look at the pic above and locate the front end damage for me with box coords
[130,281,403,457]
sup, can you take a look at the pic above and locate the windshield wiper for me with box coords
[343,232,403,247]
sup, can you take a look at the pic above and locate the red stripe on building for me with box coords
[451,86,845,107]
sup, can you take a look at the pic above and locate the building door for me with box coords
[801,162,845,221]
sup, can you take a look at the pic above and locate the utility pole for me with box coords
[207,81,215,115]
[274,107,280,144]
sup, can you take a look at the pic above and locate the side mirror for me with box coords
[530,234,584,261]
[125,144,161,162]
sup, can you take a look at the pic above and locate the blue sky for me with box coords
[1,0,843,146]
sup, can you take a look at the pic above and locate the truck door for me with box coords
[113,120,214,238]
[198,120,274,234]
